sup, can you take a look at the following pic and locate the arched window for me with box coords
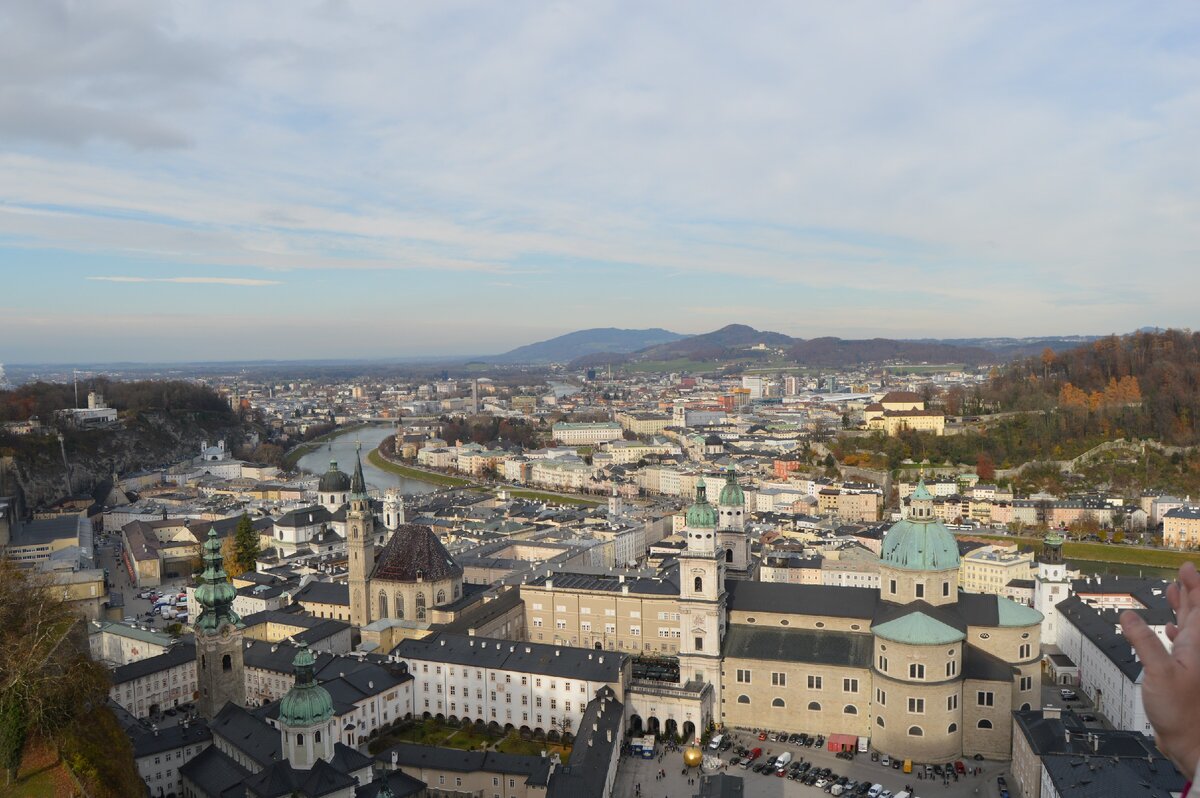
[694,576,703,592]
[396,593,404,619]
[807,701,821,711]
[436,589,446,604]
[1020,703,1031,711]
[772,698,785,708]
[378,591,389,619]
[725,548,733,563]
[908,726,923,737]
[876,716,885,728]
[977,719,992,729]
[296,733,304,745]
[947,723,958,733]
[844,705,858,715]
[314,731,321,743]
[222,654,231,672]
[416,592,426,621]
[737,695,750,704]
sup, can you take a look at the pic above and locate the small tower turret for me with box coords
[279,641,336,768]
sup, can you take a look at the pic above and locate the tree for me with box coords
[0,558,111,786]
[220,535,246,579]
[233,513,260,574]
[975,453,996,482]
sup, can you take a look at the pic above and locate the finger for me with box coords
[1180,562,1200,595]
[1178,577,1194,629]
[1121,610,1172,674]
[1166,622,1179,642]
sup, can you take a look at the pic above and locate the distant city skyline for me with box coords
[2,2,1199,362]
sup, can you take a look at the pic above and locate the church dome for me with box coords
[718,470,744,507]
[279,641,334,727]
[318,461,352,493]
[881,479,959,571]
[685,479,718,528]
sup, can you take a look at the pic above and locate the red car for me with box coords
[748,748,762,761]
[758,731,768,741]
[954,761,966,775]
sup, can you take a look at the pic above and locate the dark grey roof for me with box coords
[721,625,873,668]
[439,586,523,635]
[131,718,211,758]
[244,758,358,798]
[525,569,680,596]
[372,524,462,583]
[294,580,351,606]
[10,515,79,546]
[111,641,195,685]
[376,742,551,782]
[954,591,1000,626]
[547,686,623,798]
[1057,596,1154,681]
[179,743,250,798]
[318,461,353,493]
[393,632,625,683]
[1042,752,1185,798]
[356,771,428,798]
[211,702,281,769]
[725,581,879,619]
[275,505,332,528]
[694,773,746,798]
[962,644,1015,683]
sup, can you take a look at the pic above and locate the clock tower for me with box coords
[195,528,246,718]
[347,446,375,628]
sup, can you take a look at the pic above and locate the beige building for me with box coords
[551,422,623,446]
[959,545,1036,596]
[1163,505,1200,548]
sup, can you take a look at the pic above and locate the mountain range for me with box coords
[490,324,1104,368]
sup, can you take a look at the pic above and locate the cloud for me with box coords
[87,276,280,286]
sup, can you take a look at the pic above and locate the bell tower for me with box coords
[347,446,375,628]
[677,479,726,715]
[716,468,750,572]
[195,528,245,718]
[1033,531,1069,646]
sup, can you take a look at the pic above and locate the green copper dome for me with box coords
[718,469,745,507]
[279,641,334,727]
[881,482,960,573]
[686,479,718,528]
[318,460,352,493]
[195,528,242,633]
[873,611,965,646]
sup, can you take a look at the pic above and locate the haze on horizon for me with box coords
[2,1,1198,363]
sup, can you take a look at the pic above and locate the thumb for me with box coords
[1121,610,1171,674]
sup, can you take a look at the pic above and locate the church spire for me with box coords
[351,441,367,497]
[195,528,241,633]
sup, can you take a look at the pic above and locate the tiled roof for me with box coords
[371,524,462,583]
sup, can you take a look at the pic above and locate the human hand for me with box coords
[1121,561,1200,780]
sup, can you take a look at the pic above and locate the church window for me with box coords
[737,695,750,704]
[314,731,321,743]
[876,688,886,705]
[416,592,426,621]
[694,576,703,592]
[396,594,404,619]
[1019,644,1031,659]
[908,698,924,713]
[780,620,789,626]
[843,678,858,692]
[725,549,733,563]
[947,695,958,711]
[876,716,884,728]
[378,592,388,619]
[843,704,858,715]
[772,698,785,708]
[815,622,825,628]
[1019,676,1032,691]
[915,583,925,598]
[807,701,821,711]
[736,669,751,684]
[948,722,958,733]
[977,691,994,706]
[695,637,703,651]
[437,590,446,604]
[889,579,897,594]
[772,672,786,687]
[222,654,231,672]
[296,733,304,745]
[977,719,992,729]
[807,675,822,689]
[943,582,951,597]
[908,726,923,737]
[909,663,925,679]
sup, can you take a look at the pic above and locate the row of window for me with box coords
[733,672,858,692]
[735,696,859,713]
[874,717,996,732]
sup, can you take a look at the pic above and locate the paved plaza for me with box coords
[614,730,1015,798]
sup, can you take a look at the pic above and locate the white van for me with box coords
[868,784,884,798]
[858,736,869,753]
[775,751,792,771]
[895,791,911,798]
[708,734,724,751]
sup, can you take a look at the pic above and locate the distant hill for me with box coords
[489,327,686,364]
[787,337,994,366]
[910,335,1102,359]
[636,324,794,361]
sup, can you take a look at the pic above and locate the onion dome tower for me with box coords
[1033,530,1070,645]
[716,468,750,571]
[279,641,336,768]
[678,479,725,718]
[878,479,961,606]
[195,528,246,718]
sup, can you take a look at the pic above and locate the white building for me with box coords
[89,621,176,667]
[130,718,212,798]
[109,642,198,718]
[551,422,623,446]
[393,632,628,736]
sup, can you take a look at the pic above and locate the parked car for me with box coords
[954,761,966,775]
[1060,689,1078,701]
[880,755,890,768]
[1080,714,1097,722]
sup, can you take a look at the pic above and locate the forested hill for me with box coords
[987,329,1200,445]
[0,379,245,509]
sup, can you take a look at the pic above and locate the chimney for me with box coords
[1043,705,1062,721]
[1091,734,1100,753]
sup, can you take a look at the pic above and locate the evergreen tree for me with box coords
[233,513,260,573]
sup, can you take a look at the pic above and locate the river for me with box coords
[296,425,435,495]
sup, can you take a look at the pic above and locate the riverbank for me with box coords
[957,532,1197,570]
[367,448,475,488]
[282,423,373,470]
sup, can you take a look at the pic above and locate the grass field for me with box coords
[503,488,602,506]
[368,720,572,758]
[368,449,475,487]
[958,532,1197,570]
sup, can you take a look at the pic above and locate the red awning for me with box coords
[827,733,858,751]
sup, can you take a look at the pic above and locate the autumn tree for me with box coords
[233,513,260,574]
[220,535,246,578]
[975,453,996,482]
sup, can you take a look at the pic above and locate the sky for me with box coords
[1,1,1199,363]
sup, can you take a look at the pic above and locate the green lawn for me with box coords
[368,720,573,758]
[368,449,476,487]
[503,489,602,506]
[957,532,1197,570]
